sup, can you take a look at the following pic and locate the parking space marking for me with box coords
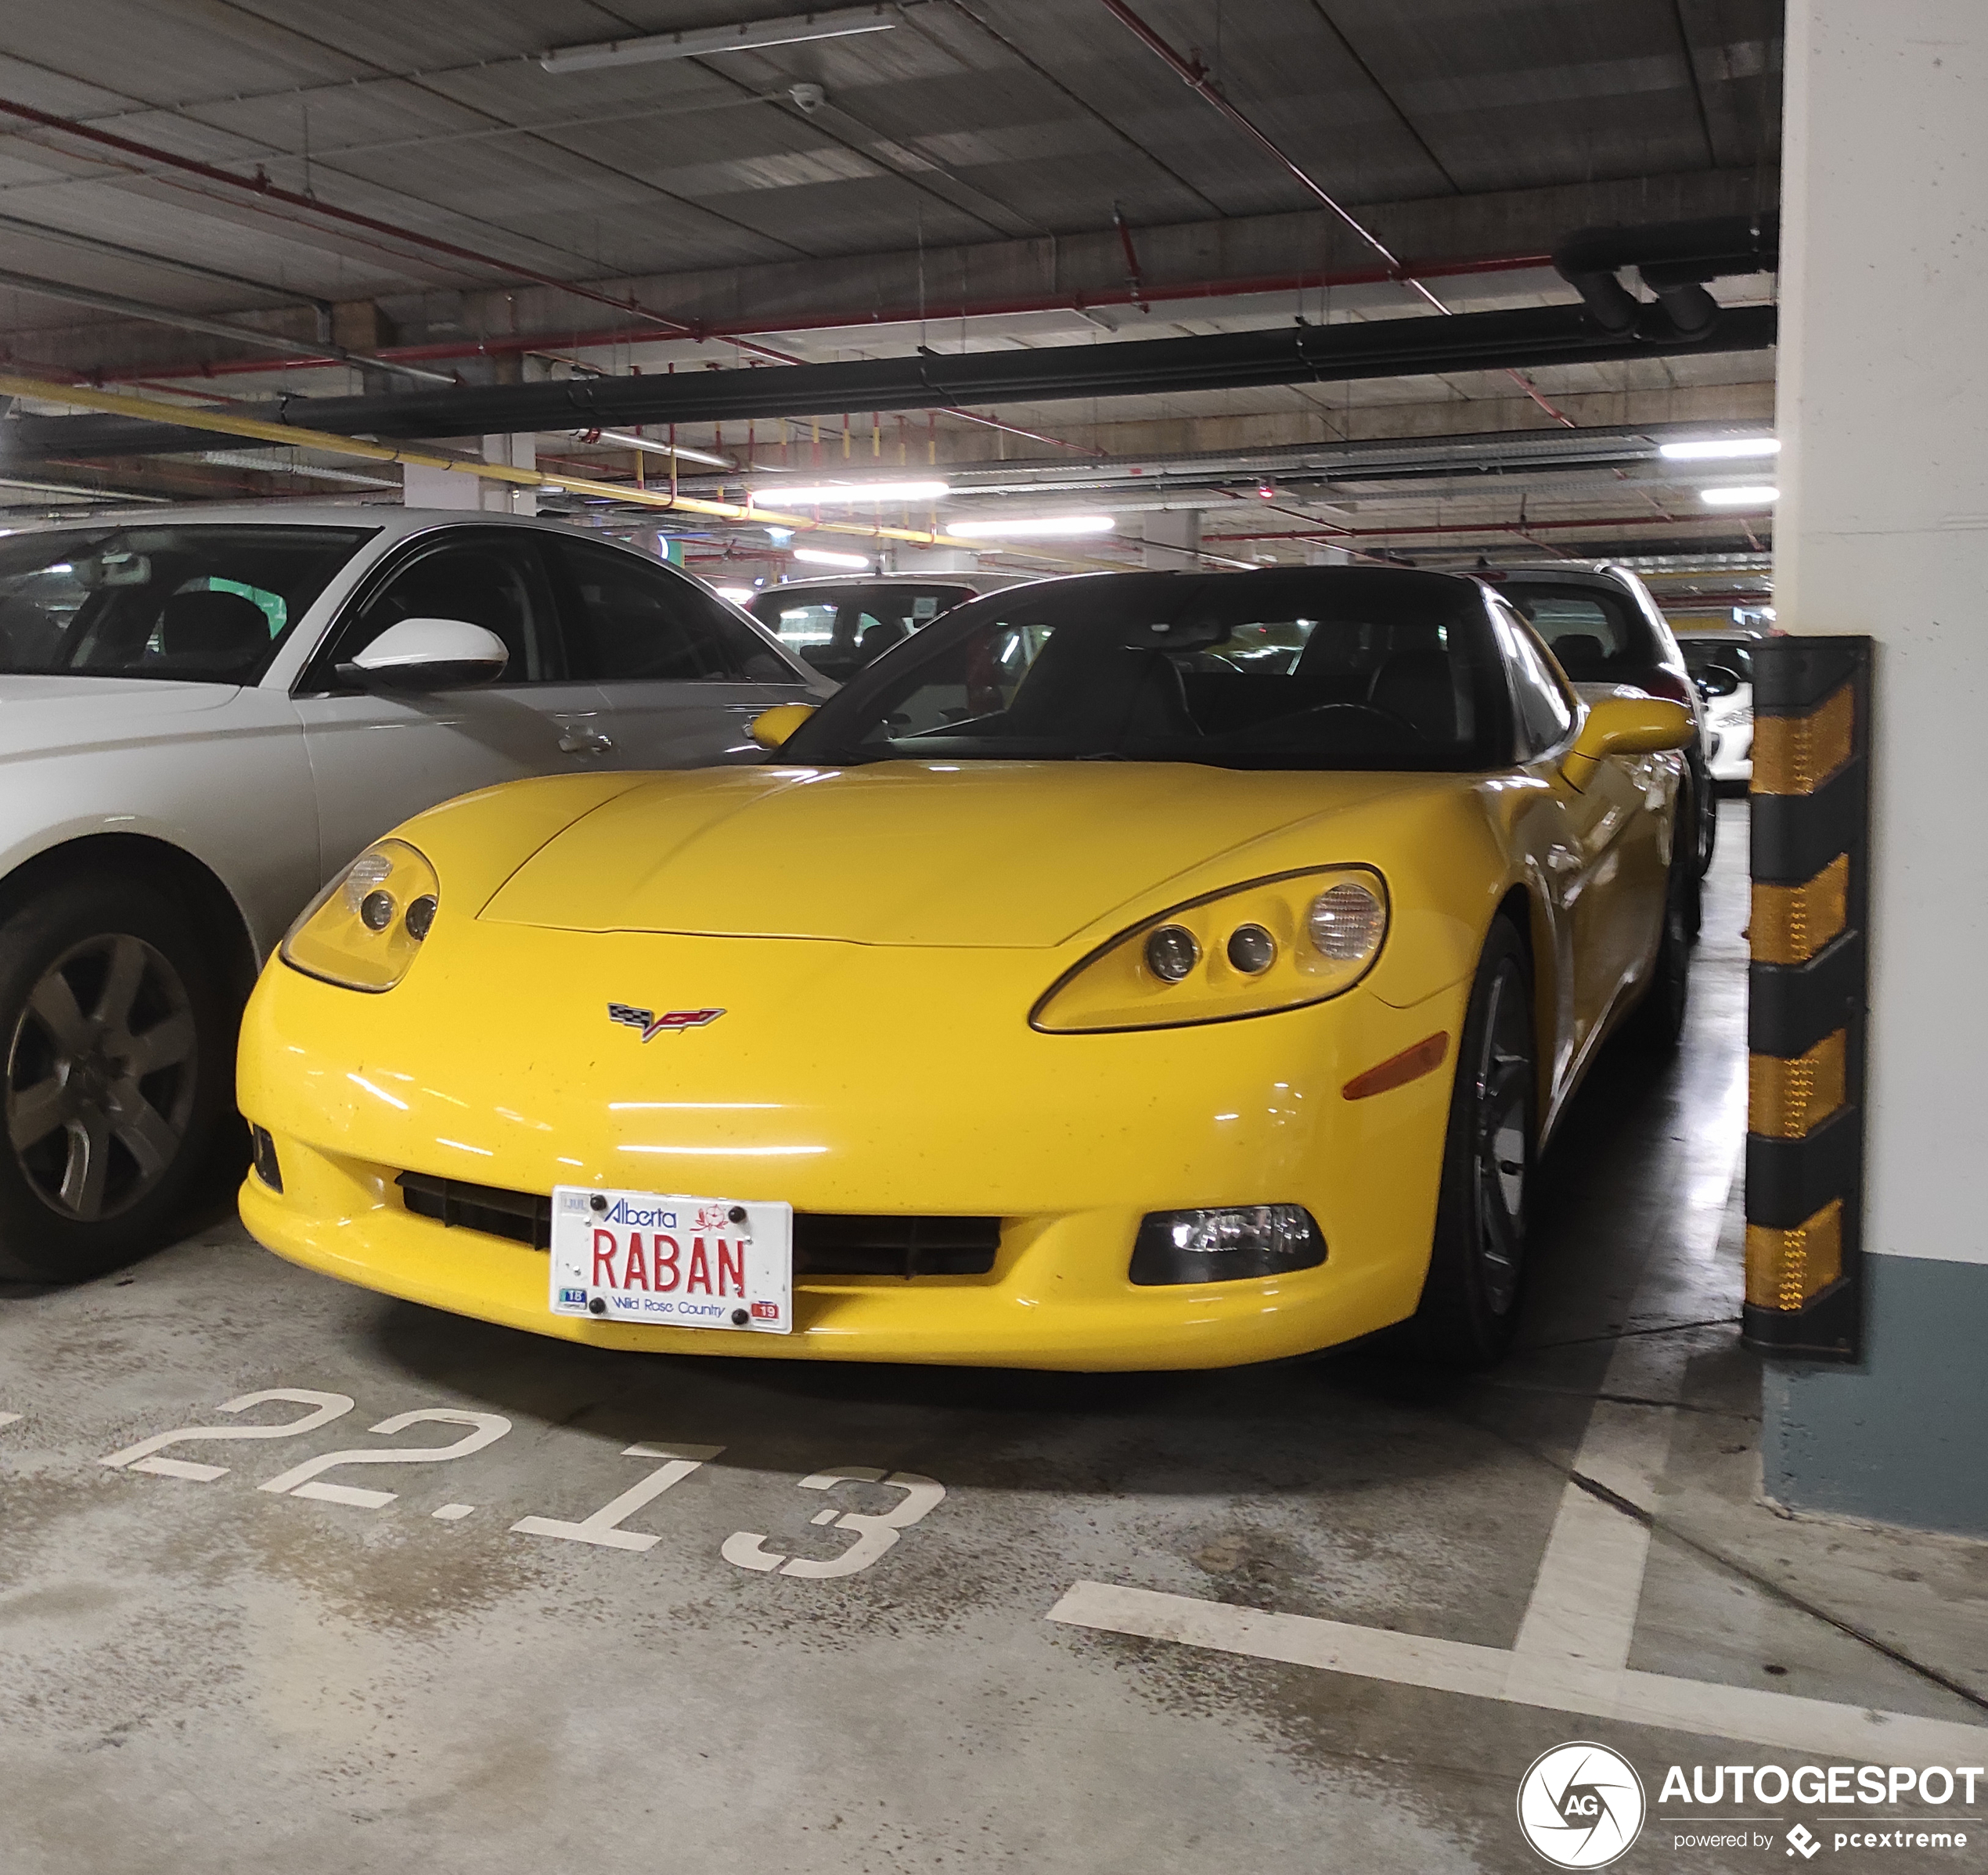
[258,1408,513,1506]
[1049,1581,1988,1762]
[511,1442,724,1552]
[85,1385,946,1582]
[0,1412,21,1430]
[1515,1121,1745,1673]
[99,1389,356,1477]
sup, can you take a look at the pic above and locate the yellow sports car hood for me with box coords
[479,761,1409,949]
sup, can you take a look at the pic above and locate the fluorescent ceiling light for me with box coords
[1660,437,1781,462]
[541,7,898,74]
[791,547,870,569]
[948,515,1118,538]
[755,481,949,506]
[1699,485,1779,507]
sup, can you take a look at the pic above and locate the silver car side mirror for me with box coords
[337,617,510,691]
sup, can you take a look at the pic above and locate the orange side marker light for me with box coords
[1342,1032,1450,1101]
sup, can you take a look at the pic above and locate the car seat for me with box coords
[1002,632,1197,745]
[155,590,271,674]
[1368,649,1460,742]
[1543,632,1607,679]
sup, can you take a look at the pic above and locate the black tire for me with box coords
[1698,790,1718,873]
[1412,917,1536,1368]
[0,877,232,1282]
[1626,837,1692,1053]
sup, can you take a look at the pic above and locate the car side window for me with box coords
[1493,601,1576,756]
[556,538,791,683]
[312,533,567,689]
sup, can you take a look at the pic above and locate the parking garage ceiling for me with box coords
[0,0,1783,602]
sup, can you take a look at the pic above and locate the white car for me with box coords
[0,508,825,1280]
[1678,635,1757,784]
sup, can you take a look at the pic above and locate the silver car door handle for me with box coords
[558,728,614,755]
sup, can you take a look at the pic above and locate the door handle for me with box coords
[558,728,614,756]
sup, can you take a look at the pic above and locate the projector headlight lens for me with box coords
[281,839,440,993]
[1144,924,1200,983]
[1032,866,1388,1033]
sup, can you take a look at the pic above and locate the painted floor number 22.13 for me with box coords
[92,1389,942,1581]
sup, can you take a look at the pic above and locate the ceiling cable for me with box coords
[1093,0,1579,428]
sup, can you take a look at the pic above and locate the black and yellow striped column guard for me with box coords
[1744,637,1871,1359]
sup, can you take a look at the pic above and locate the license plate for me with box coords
[549,1186,793,1334]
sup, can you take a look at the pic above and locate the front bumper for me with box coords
[238,922,1465,1371]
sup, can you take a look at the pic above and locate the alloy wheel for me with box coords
[1471,961,1532,1315]
[5,934,198,1222]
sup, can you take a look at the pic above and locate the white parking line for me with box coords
[1514,1116,1745,1674]
[0,1412,21,1430]
[1047,1581,1988,1762]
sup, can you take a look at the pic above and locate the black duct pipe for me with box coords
[2,301,1777,464]
[1554,213,1780,341]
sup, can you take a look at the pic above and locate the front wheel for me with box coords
[1412,917,1536,1368]
[0,878,232,1282]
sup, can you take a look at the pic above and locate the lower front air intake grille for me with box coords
[394,1173,1000,1276]
[794,1213,1000,1278]
[398,1171,550,1249]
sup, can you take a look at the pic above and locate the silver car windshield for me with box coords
[0,525,375,685]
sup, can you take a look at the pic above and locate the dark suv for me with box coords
[1482,563,1716,920]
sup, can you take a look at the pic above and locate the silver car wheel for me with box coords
[5,934,198,1222]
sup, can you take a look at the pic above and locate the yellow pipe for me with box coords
[0,372,1118,570]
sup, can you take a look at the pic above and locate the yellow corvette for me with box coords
[238,567,1692,1371]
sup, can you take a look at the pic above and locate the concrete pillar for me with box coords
[891,547,981,574]
[1763,0,1988,1536]
[400,462,477,509]
[400,437,537,513]
[1140,509,1201,569]
[480,434,537,516]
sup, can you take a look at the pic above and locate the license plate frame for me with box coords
[548,1186,793,1334]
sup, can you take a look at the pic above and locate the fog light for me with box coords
[250,1125,283,1194]
[1129,1204,1325,1286]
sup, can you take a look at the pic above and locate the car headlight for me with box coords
[1031,866,1388,1034]
[279,839,440,992]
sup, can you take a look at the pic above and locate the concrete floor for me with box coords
[3,802,1984,1873]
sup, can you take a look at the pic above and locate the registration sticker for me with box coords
[549,1186,793,1333]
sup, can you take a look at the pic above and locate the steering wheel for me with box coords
[1239,700,1425,743]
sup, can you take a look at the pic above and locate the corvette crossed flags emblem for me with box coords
[608,1002,726,1042]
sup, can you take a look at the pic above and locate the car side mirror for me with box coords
[336,617,510,691]
[1562,693,1693,790]
[750,702,818,750]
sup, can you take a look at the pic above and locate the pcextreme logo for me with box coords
[1518,1743,1647,1867]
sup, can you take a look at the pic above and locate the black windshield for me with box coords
[0,525,374,684]
[781,568,1516,772]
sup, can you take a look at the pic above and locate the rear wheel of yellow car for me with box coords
[0,878,231,1283]
[1413,917,1535,1368]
